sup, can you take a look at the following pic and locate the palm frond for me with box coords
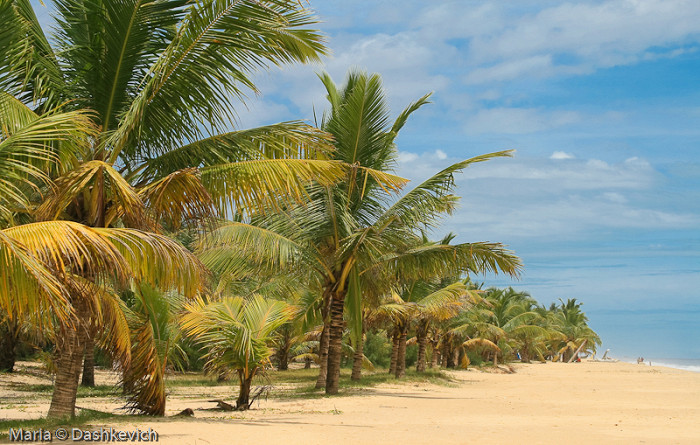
[0,230,69,323]
[37,160,146,228]
[0,0,63,105]
[138,168,215,229]
[374,151,515,230]
[137,122,334,181]
[197,220,317,273]
[0,102,95,218]
[97,227,206,297]
[109,0,326,159]
[418,282,466,320]
[5,221,205,296]
[201,158,347,214]
[463,338,501,352]
[369,241,522,280]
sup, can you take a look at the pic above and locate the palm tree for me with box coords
[2,0,349,417]
[552,298,601,362]
[198,71,522,394]
[181,295,291,410]
[121,285,190,415]
[2,220,206,418]
[452,288,567,365]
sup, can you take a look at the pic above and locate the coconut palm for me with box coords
[451,288,577,366]
[2,0,353,416]
[1,220,206,418]
[197,71,522,394]
[552,298,601,362]
[120,285,191,415]
[181,295,291,410]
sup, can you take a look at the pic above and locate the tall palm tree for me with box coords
[1,0,349,417]
[200,71,522,394]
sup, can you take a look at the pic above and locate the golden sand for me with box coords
[2,361,699,444]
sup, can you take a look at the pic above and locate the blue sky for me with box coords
[31,1,700,358]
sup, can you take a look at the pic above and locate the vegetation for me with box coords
[0,0,601,425]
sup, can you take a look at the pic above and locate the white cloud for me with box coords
[464,0,700,83]
[464,108,581,134]
[602,192,628,203]
[550,151,575,160]
[394,151,696,243]
[397,151,419,163]
[435,149,447,160]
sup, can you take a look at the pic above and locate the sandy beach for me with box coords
[2,361,699,444]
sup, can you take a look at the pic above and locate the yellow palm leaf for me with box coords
[37,160,146,227]
[137,168,215,229]
[201,158,348,214]
[5,221,205,297]
[0,230,69,323]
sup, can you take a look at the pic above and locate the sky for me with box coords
[31,0,700,359]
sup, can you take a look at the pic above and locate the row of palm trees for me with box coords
[261,279,601,380]
[0,0,593,420]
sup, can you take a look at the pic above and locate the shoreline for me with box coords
[614,357,700,373]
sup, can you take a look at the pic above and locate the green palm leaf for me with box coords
[374,151,515,230]
[110,0,326,158]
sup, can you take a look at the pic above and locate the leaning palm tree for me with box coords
[2,0,352,416]
[2,221,206,418]
[181,295,291,410]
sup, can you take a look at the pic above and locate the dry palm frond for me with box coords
[138,168,215,229]
[37,160,146,228]
[463,338,501,352]
[0,230,68,323]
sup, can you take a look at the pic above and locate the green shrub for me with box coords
[363,331,392,369]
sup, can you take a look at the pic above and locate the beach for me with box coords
[2,361,699,444]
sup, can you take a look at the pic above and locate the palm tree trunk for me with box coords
[236,372,254,410]
[278,347,289,371]
[416,321,428,372]
[315,287,332,389]
[277,325,291,371]
[315,323,330,389]
[389,329,399,375]
[350,337,363,381]
[351,324,365,381]
[568,340,587,363]
[441,341,450,368]
[429,340,439,369]
[81,336,95,387]
[0,319,19,373]
[48,305,88,418]
[395,325,407,379]
[325,289,346,395]
[304,356,311,369]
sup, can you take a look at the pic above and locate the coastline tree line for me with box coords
[0,0,600,418]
